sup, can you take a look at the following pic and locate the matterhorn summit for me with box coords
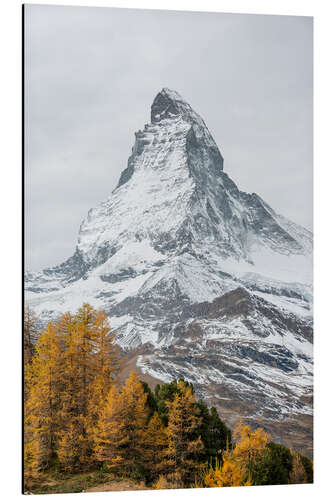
[25,89,313,455]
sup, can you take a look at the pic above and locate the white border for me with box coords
[1,0,332,499]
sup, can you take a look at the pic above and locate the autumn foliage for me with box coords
[164,380,204,486]
[93,372,149,476]
[200,421,313,488]
[24,304,313,492]
[24,304,120,479]
[201,421,268,487]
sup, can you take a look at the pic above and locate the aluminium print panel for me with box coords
[24,4,313,494]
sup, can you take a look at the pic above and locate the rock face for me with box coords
[25,88,313,455]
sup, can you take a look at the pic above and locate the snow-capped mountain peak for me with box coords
[151,88,212,129]
[151,88,191,122]
[26,87,312,308]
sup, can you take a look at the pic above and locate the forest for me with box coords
[24,303,313,494]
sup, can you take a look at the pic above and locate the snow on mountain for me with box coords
[25,88,313,455]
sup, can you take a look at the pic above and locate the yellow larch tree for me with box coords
[24,321,63,474]
[87,309,121,434]
[92,385,126,468]
[165,380,204,487]
[57,304,119,470]
[202,421,269,487]
[57,318,94,470]
[93,371,149,477]
[143,411,168,482]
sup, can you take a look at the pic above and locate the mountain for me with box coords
[25,88,313,456]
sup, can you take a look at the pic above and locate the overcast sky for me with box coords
[24,5,313,271]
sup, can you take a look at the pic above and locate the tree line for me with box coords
[24,304,312,491]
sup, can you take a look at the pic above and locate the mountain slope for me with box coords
[25,88,313,455]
